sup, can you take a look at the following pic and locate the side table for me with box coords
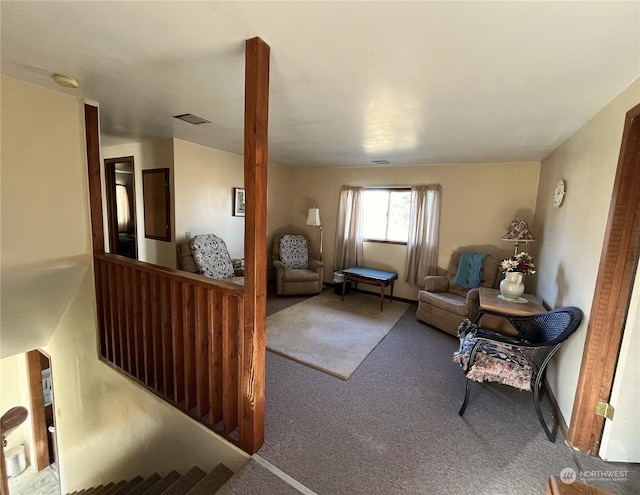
[477,288,546,336]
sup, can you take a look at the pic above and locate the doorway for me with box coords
[104,156,138,259]
[25,350,58,473]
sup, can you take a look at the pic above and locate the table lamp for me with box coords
[502,217,535,256]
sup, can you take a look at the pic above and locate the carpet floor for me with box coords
[259,293,640,495]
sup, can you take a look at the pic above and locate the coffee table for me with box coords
[340,267,398,311]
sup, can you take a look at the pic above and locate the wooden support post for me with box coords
[240,36,270,454]
[84,104,105,254]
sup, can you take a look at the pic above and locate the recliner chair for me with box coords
[272,233,324,296]
[416,251,499,336]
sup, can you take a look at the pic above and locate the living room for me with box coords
[1,2,639,495]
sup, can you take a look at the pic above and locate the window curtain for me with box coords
[333,186,364,272]
[116,184,131,233]
[405,185,441,285]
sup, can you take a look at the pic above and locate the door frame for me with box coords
[568,102,640,454]
[104,156,138,258]
[25,349,57,471]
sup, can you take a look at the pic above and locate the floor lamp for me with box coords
[306,207,323,261]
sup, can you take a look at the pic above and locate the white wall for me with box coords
[1,77,91,273]
[173,139,245,258]
[1,77,247,491]
[533,77,640,454]
[102,140,176,268]
[0,354,33,461]
[288,162,540,300]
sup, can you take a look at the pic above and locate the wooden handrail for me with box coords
[94,253,244,295]
[94,253,248,449]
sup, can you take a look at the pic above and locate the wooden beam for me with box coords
[240,36,269,454]
[84,104,105,254]
[567,103,640,454]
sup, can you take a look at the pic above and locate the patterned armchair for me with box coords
[453,307,583,441]
[272,233,324,296]
[176,234,244,285]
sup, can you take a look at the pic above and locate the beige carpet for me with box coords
[266,291,409,379]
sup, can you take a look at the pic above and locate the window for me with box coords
[362,188,411,243]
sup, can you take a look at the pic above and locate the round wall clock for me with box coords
[553,179,566,208]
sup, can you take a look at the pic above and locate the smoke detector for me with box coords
[52,74,79,89]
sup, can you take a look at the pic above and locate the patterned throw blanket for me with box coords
[453,319,533,391]
[452,252,487,288]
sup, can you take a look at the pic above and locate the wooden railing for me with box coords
[93,253,251,449]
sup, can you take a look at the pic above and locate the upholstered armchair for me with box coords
[176,234,244,285]
[416,251,499,336]
[272,233,324,296]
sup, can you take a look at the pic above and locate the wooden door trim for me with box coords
[567,102,640,454]
[25,350,49,470]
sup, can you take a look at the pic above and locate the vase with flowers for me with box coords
[499,252,536,301]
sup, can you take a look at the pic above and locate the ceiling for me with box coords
[2,1,639,167]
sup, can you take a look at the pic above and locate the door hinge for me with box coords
[596,401,615,420]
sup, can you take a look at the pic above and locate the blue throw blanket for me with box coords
[453,252,487,289]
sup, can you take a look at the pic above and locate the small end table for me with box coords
[477,288,546,335]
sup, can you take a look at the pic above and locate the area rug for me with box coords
[266,291,409,379]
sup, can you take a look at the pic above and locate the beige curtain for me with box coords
[116,184,131,233]
[405,185,441,285]
[333,186,363,271]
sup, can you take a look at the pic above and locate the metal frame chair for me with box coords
[454,307,583,441]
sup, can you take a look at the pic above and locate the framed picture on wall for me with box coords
[233,187,246,217]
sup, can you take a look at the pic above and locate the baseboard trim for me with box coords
[545,378,569,441]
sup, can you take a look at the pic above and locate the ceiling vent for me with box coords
[173,113,210,125]
[371,160,390,165]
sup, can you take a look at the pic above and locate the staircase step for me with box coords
[160,467,206,495]
[127,473,161,495]
[91,482,115,495]
[82,485,105,495]
[185,464,234,495]
[140,471,181,495]
[99,480,127,495]
[111,475,144,495]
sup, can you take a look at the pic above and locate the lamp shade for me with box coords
[306,207,321,227]
[502,217,535,242]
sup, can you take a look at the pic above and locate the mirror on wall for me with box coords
[104,156,138,259]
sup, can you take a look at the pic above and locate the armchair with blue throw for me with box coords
[454,307,583,441]
[416,251,499,336]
